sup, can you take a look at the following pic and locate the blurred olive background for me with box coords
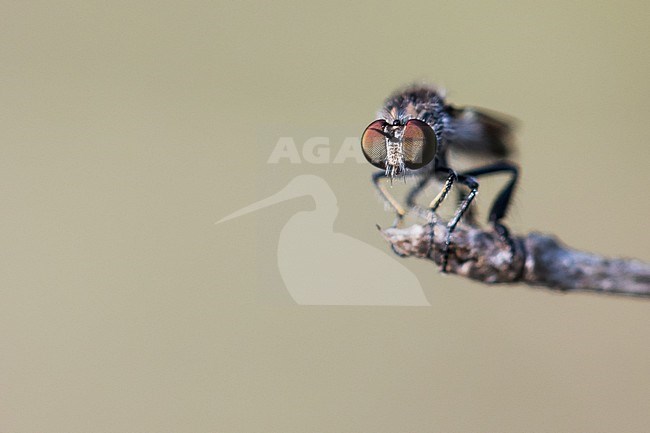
[1,1,649,432]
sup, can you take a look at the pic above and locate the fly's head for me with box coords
[361,118,437,180]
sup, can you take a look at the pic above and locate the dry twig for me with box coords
[380,221,650,297]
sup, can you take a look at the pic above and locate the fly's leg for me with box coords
[403,173,449,219]
[423,167,457,262]
[372,171,407,227]
[441,175,479,272]
[373,168,456,259]
[371,171,410,256]
[459,161,519,259]
[427,168,456,213]
[402,163,460,264]
[401,168,457,261]
[454,186,478,225]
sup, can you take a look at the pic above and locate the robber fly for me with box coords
[361,84,518,272]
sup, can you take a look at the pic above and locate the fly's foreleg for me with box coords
[372,171,406,227]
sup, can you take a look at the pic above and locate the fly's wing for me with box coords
[445,106,517,158]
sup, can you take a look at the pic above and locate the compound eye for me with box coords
[402,119,437,169]
[361,120,389,169]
